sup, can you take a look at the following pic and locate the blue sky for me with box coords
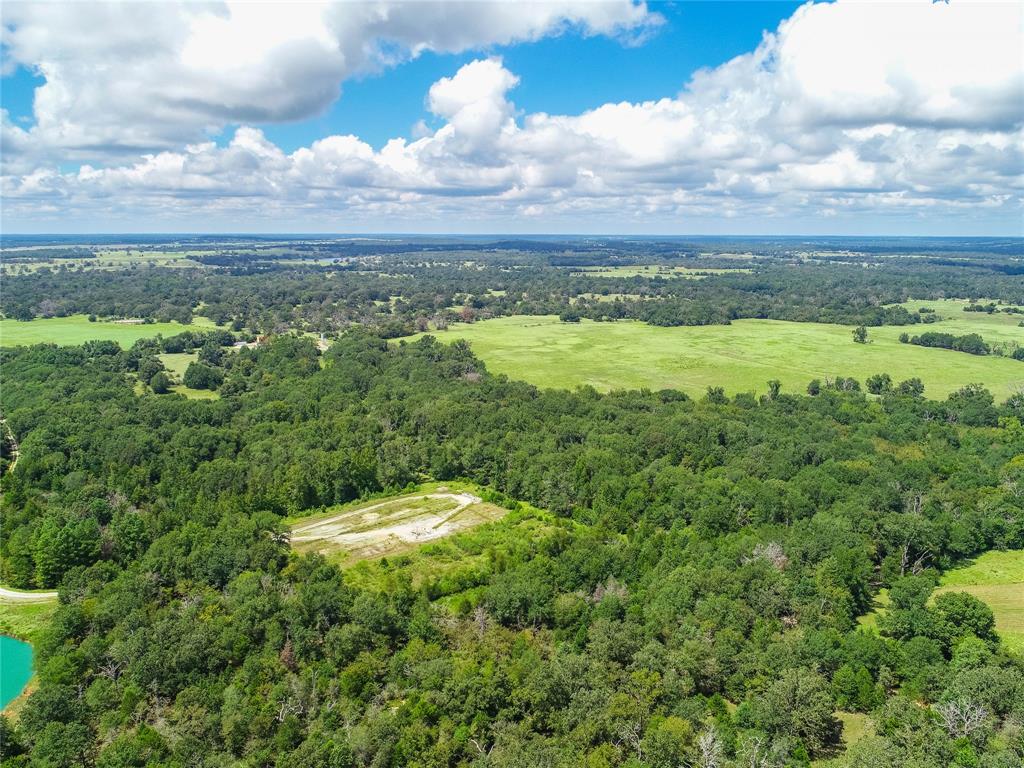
[1,0,1020,235]
[3,2,803,153]
[251,3,804,151]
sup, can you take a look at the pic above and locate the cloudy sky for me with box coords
[1,0,1022,235]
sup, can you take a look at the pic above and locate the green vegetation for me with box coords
[2,239,1024,767]
[158,351,197,377]
[0,332,1021,766]
[893,299,1024,347]
[570,265,752,278]
[935,550,1024,655]
[0,314,216,347]
[0,600,57,646]
[413,315,1024,398]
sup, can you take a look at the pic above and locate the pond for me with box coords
[0,635,33,709]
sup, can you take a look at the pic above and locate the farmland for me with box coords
[569,265,752,279]
[0,313,217,347]
[411,313,1024,399]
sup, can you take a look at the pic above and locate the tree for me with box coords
[931,592,997,649]
[149,371,171,394]
[198,340,224,365]
[183,361,223,390]
[896,378,924,397]
[866,373,892,395]
[852,326,869,344]
[754,669,840,756]
[934,699,988,741]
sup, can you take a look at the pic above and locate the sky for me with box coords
[1,0,1022,235]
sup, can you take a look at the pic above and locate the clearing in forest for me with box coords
[935,549,1024,655]
[856,551,1024,655]
[289,486,507,565]
[409,314,1024,399]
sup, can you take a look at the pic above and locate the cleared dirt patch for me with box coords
[290,490,506,564]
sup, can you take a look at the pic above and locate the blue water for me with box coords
[0,636,33,708]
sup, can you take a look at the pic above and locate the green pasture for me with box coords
[0,314,217,347]
[410,314,1024,399]
[156,351,222,400]
[935,549,1024,655]
[856,551,1024,655]
[891,298,1024,347]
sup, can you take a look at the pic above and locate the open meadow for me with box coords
[855,550,1024,655]
[410,312,1024,399]
[0,313,217,347]
[935,549,1024,655]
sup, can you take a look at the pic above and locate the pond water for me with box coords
[0,635,33,709]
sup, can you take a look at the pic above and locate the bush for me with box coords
[182,361,223,390]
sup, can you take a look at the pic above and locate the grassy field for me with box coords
[856,551,1023,655]
[0,314,217,347]
[935,549,1024,655]
[569,265,751,279]
[856,589,890,633]
[337,490,567,594]
[410,314,1024,399]
[892,299,1024,347]
[156,351,221,400]
[288,482,507,567]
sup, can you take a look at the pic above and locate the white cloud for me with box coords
[1,0,1022,233]
[1,0,658,158]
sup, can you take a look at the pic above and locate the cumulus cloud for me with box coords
[0,0,656,158]
[1,0,1022,232]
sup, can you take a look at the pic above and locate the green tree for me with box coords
[866,373,892,395]
[183,361,223,390]
[754,668,840,755]
[149,371,171,394]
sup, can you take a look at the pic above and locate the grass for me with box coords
[837,711,873,749]
[0,600,56,646]
[409,314,1024,399]
[156,352,221,400]
[0,313,217,347]
[935,549,1024,655]
[856,589,890,633]
[856,551,1024,655]
[892,299,1024,348]
[814,712,875,767]
[159,352,197,377]
[0,601,58,719]
[1,249,203,274]
[343,499,566,594]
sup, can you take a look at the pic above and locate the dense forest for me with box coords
[1,331,1022,767]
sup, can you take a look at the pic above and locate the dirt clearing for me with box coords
[289,489,506,564]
